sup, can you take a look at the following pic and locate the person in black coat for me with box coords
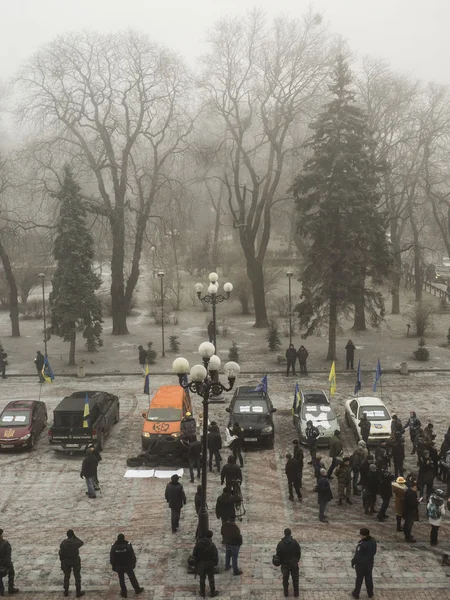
[193,531,219,598]
[137,345,147,375]
[376,469,393,521]
[187,437,202,483]
[363,464,378,515]
[110,534,144,598]
[403,482,421,543]
[207,423,222,473]
[285,344,297,376]
[221,456,242,487]
[80,448,99,499]
[275,528,301,598]
[390,414,403,435]
[285,453,302,501]
[391,432,405,479]
[402,411,421,454]
[0,350,7,379]
[292,440,304,486]
[59,529,84,597]
[86,444,102,491]
[358,414,371,444]
[345,340,356,370]
[317,469,333,523]
[230,422,244,467]
[0,528,18,596]
[418,451,435,502]
[305,421,320,463]
[35,350,45,382]
[165,474,187,533]
[222,518,243,575]
[216,487,241,530]
[351,528,377,599]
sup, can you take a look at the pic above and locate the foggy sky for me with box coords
[1,0,448,84]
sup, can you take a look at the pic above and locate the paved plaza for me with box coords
[0,372,449,599]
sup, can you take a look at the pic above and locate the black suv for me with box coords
[48,391,119,453]
[226,386,276,448]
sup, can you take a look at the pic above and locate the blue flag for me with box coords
[254,375,268,393]
[372,358,382,392]
[354,359,361,395]
[143,364,150,395]
[292,382,300,415]
[42,355,55,383]
[83,392,90,428]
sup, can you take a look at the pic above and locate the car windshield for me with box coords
[302,404,335,421]
[0,411,30,425]
[233,400,269,414]
[359,406,390,421]
[303,393,328,404]
[147,408,182,422]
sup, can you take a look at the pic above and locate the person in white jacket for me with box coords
[427,489,446,546]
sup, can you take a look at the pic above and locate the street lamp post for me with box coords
[173,346,240,538]
[157,270,165,357]
[286,268,293,345]
[38,273,48,357]
[195,272,233,353]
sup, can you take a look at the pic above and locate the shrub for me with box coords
[169,335,180,353]
[228,341,240,362]
[150,309,172,325]
[266,320,281,352]
[147,341,157,364]
[413,337,430,361]
[274,295,291,318]
[98,293,137,317]
[404,301,436,337]
[19,299,43,320]
[219,318,229,337]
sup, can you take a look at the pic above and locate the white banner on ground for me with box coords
[124,469,155,478]
[154,468,184,479]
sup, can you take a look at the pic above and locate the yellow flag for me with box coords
[83,393,90,428]
[328,361,336,397]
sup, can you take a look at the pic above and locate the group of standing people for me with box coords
[285,339,357,375]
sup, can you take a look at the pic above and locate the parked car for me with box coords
[141,385,192,451]
[48,391,119,453]
[226,386,276,448]
[344,396,392,444]
[0,400,47,451]
[293,389,339,447]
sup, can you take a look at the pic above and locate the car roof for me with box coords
[150,385,185,409]
[301,389,329,400]
[54,391,105,413]
[355,397,386,406]
[2,400,36,411]
[234,386,267,398]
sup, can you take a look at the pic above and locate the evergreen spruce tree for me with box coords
[266,320,281,352]
[49,166,103,365]
[169,335,180,353]
[291,56,392,360]
[228,340,240,362]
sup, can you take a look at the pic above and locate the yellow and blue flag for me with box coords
[328,361,336,397]
[253,375,268,393]
[83,392,90,428]
[292,382,300,415]
[42,356,55,383]
[144,363,150,395]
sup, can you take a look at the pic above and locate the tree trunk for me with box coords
[239,295,250,315]
[68,326,76,366]
[413,240,422,302]
[0,236,20,337]
[211,182,223,270]
[352,267,366,331]
[391,243,402,314]
[327,287,338,361]
[246,259,268,327]
[110,218,129,335]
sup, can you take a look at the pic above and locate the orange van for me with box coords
[141,385,192,450]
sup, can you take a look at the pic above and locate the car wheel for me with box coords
[113,406,120,424]
[27,433,35,451]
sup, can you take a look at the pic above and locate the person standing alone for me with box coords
[351,528,377,599]
[275,528,301,598]
[80,446,99,499]
[165,474,187,533]
[193,530,219,598]
[137,345,147,375]
[345,340,356,370]
[59,529,85,597]
[285,344,297,376]
[0,528,19,596]
[35,350,45,383]
[110,533,144,598]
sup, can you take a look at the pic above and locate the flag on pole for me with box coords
[144,363,150,395]
[42,356,55,383]
[354,359,362,396]
[292,382,300,415]
[328,361,336,397]
[372,358,382,392]
[83,392,90,428]
[253,375,268,393]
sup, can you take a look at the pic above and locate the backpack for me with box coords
[427,501,440,520]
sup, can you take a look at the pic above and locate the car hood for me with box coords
[0,426,31,439]
[142,421,180,435]
[301,416,336,434]
[231,414,271,428]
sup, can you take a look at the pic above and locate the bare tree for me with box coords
[199,11,331,327]
[16,30,192,334]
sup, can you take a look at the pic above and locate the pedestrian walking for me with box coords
[222,518,243,575]
[427,489,446,546]
[180,412,197,442]
[345,340,356,370]
[285,453,303,501]
[193,530,219,598]
[216,487,241,534]
[403,481,421,543]
[207,422,222,473]
[187,436,202,483]
[275,528,301,598]
[391,476,407,532]
[35,350,45,382]
[317,468,333,522]
[137,345,147,375]
[305,421,320,463]
[351,528,377,600]
[391,432,405,478]
[285,343,297,376]
[221,456,242,488]
[59,529,84,597]
[376,468,393,521]
[230,423,244,467]
[327,430,343,478]
[297,345,308,376]
[335,457,353,505]
[80,447,99,499]
[363,464,378,514]
[110,534,144,598]
[165,474,187,533]
[86,444,102,491]
[0,528,19,596]
[350,441,367,495]
[402,411,421,454]
[292,440,304,486]
[313,456,325,481]
[358,413,371,444]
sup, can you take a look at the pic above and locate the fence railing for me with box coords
[403,273,449,301]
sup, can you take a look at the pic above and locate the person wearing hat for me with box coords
[193,530,219,598]
[335,457,353,505]
[427,489,446,546]
[327,430,343,478]
[362,464,378,515]
[305,421,320,463]
[351,528,377,599]
[392,476,407,532]
[137,345,148,375]
[180,412,197,442]
[403,480,421,543]
[391,431,405,479]
[207,422,222,473]
[297,345,309,375]
[230,422,244,467]
[110,533,144,598]
[358,413,371,444]
[34,350,45,382]
[165,474,187,533]
[390,414,403,435]
[275,528,301,597]
[221,456,242,488]
[0,529,18,596]
[402,411,421,454]
[317,468,333,523]
[222,517,243,575]
[58,529,84,597]
[376,468,393,522]
[186,436,202,484]
[345,340,356,370]
[285,453,303,502]
[350,441,368,496]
